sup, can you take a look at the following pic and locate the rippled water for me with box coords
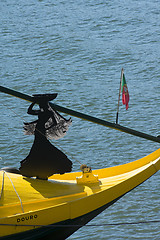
[0,0,160,239]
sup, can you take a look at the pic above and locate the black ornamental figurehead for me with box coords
[19,93,72,180]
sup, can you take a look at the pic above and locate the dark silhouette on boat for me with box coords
[3,94,72,180]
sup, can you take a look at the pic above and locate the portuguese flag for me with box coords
[121,72,129,110]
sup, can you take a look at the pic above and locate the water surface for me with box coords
[0,0,160,239]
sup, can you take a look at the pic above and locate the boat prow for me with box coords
[0,148,160,240]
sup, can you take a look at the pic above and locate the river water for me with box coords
[0,0,160,239]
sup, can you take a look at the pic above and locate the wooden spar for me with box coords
[0,85,160,144]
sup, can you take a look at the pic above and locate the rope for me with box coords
[1,102,26,122]
[0,220,159,228]
[5,171,24,213]
[53,140,82,166]
[1,102,83,166]
[0,171,5,199]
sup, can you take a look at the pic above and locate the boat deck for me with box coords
[0,148,160,219]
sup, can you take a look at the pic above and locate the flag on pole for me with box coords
[116,68,129,124]
[121,70,129,110]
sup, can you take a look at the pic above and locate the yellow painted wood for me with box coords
[0,148,160,237]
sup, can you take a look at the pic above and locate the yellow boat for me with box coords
[0,86,160,239]
[0,148,160,240]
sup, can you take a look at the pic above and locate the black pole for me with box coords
[0,85,160,144]
[116,68,123,124]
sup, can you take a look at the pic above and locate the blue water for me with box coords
[0,0,160,239]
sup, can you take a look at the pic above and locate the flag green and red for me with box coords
[121,73,129,110]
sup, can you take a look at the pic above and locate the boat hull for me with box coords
[0,148,160,239]
[0,196,122,240]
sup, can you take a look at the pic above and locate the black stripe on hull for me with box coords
[0,196,122,240]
